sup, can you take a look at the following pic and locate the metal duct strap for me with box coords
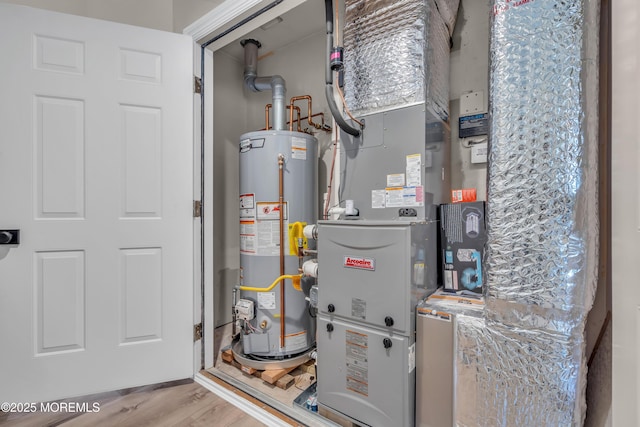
[485,0,600,335]
[343,0,450,120]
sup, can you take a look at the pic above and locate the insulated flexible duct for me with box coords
[485,0,600,337]
[453,0,600,425]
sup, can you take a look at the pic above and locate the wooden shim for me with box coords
[276,374,295,390]
[299,360,316,375]
[261,366,297,384]
[240,365,257,375]
[221,349,234,363]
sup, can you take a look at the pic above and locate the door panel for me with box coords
[0,4,194,402]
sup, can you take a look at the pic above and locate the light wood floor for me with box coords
[0,379,266,427]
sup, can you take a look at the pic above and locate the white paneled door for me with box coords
[0,4,194,402]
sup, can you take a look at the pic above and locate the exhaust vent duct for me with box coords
[241,39,287,131]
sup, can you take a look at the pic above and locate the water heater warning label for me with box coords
[346,330,368,397]
[291,137,307,160]
[239,202,290,256]
[240,193,255,218]
[285,330,308,353]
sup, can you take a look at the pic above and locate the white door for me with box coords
[612,0,639,424]
[0,4,194,402]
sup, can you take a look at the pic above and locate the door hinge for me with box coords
[194,76,202,94]
[193,200,202,218]
[193,323,203,342]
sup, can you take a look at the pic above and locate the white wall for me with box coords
[449,0,491,200]
[212,50,246,327]
[1,0,174,31]
[173,0,224,33]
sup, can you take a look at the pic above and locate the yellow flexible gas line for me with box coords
[238,274,302,292]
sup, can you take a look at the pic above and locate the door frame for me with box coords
[193,43,216,373]
[612,0,638,425]
[184,0,310,375]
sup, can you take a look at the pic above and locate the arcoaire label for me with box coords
[344,256,375,271]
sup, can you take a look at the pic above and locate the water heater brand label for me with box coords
[344,256,375,271]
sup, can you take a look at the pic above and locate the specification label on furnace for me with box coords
[351,298,366,320]
[345,330,369,397]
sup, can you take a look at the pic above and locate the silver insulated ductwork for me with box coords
[343,0,450,121]
[453,0,601,425]
[241,39,287,131]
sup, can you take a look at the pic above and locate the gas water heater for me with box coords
[237,130,317,357]
[233,38,318,359]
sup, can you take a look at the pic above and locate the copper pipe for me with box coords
[299,112,331,132]
[265,104,301,132]
[265,104,272,130]
[290,95,323,130]
[296,107,302,132]
[288,106,302,132]
[278,154,286,349]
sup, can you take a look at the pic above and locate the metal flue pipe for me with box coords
[241,39,287,131]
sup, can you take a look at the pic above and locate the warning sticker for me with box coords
[385,186,424,208]
[240,220,256,235]
[242,201,289,256]
[257,292,276,309]
[385,187,404,208]
[240,220,256,254]
[402,186,424,207]
[372,189,386,209]
[240,193,255,218]
[285,330,308,352]
[256,220,288,256]
[346,330,368,396]
[386,173,405,188]
[346,377,368,397]
[406,154,422,187]
[256,202,288,221]
[291,137,307,160]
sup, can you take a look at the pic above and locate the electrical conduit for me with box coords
[324,0,361,137]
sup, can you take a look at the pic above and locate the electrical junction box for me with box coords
[460,91,485,115]
[235,299,254,321]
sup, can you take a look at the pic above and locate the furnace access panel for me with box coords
[317,221,436,333]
